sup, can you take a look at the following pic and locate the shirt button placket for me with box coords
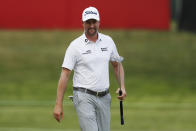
[93,42,97,55]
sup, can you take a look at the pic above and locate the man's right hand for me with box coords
[53,104,63,122]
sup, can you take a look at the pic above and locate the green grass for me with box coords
[0,29,196,130]
[0,102,196,131]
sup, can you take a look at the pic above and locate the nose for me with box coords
[89,23,95,28]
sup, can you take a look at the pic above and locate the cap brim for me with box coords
[82,15,99,22]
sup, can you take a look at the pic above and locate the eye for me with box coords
[86,21,91,24]
[86,20,97,24]
[92,20,97,24]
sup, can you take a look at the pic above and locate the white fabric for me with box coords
[62,33,120,91]
[82,7,100,22]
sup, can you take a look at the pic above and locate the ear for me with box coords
[97,21,100,26]
[97,21,100,28]
[82,22,85,28]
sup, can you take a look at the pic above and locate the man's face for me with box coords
[83,19,100,37]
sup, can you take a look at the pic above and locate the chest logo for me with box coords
[82,50,92,54]
[101,47,108,52]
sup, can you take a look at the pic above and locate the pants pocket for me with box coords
[73,91,79,106]
[73,91,86,106]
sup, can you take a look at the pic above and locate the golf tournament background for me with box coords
[0,23,196,131]
[0,0,196,130]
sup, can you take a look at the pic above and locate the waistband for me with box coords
[73,87,109,97]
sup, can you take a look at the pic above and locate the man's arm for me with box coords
[111,61,126,100]
[53,67,72,122]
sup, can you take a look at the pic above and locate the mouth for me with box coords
[87,28,97,36]
[88,28,96,32]
[86,28,97,36]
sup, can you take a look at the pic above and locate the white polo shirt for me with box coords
[62,33,120,91]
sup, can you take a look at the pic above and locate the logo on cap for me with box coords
[85,11,97,16]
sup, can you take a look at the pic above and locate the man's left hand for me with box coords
[116,88,126,101]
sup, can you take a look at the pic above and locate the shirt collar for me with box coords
[82,32,102,44]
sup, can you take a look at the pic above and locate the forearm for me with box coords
[119,63,125,89]
[56,69,70,105]
[114,63,125,89]
[112,62,126,100]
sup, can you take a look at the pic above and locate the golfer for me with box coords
[53,6,126,131]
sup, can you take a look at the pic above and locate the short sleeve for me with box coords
[109,38,120,62]
[62,43,77,70]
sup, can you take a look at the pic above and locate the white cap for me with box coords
[82,7,100,22]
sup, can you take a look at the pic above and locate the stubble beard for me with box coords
[86,28,97,37]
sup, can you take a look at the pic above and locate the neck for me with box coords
[85,33,98,42]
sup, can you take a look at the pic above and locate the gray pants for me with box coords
[73,91,111,131]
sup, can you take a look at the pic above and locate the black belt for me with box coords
[73,87,109,97]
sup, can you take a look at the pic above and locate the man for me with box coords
[53,6,126,131]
